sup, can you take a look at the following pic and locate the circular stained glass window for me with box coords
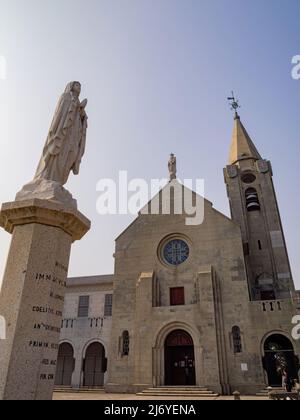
[163,239,190,266]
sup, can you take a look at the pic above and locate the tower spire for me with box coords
[229,116,262,165]
[227,94,261,165]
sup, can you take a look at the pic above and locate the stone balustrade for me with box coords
[61,317,107,330]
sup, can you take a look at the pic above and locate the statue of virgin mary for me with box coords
[34,81,88,186]
[168,154,177,181]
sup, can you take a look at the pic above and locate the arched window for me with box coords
[232,326,242,354]
[245,188,260,212]
[122,331,130,356]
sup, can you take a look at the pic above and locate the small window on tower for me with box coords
[241,173,256,184]
[258,240,262,250]
[232,326,242,354]
[122,331,130,356]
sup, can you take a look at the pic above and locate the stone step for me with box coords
[138,392,219,398]
[54,387,105,394]
[143,389,212,393]
[138,387,218,398]
[256,387,285,397]
[146,387,210,392]
[142,389,214,394]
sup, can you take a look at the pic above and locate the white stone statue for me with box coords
[168,154,177,181]
[35,81,88,185]
[16,82,88,207]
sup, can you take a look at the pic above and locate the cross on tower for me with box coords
[227,91,241,117]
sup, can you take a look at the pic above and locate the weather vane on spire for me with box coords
[227,91,241,116]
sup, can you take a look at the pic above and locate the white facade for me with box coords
[57,275,113,388]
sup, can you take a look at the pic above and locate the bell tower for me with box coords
[224,103,294,301]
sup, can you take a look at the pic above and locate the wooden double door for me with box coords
[83,342,107,387]
[55,343,75,386]
[165,330,196,386]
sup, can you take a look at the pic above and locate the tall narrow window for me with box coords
[104,294,113,317]
[245,188,260,212]
[258,240,262,250]
[122,331,130,356]
[232,326,242,354]
[78,296,90,318]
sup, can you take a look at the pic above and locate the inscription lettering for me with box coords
[32,306,63,317]
[55,261,68,273]
[29,341,58,350]
[40,374,54,381]
[41,359,57,366]
[35,273,67,288]
[49,291,65,302]
[29,341,49,348]
[34,323,61,334]
[33,306,54,314]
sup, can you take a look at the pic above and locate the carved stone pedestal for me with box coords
[0,199,90,400]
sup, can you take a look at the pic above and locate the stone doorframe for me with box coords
[152,322,203,387]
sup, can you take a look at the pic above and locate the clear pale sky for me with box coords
[0,0,299,288]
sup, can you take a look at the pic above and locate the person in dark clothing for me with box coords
[283,371,294,393]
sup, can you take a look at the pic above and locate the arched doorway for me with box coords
[83,342,107,387]
[165,330,196,386]
[55,342,75,386]
[262,334,299,387]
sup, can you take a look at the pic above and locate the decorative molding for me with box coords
[0,199,90,242]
